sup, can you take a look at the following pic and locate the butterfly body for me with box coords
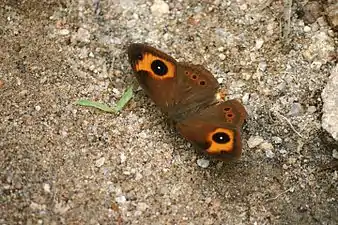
[128,43,247,160]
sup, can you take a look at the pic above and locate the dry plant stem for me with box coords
[273,110,304,138]
[266,187,294,202]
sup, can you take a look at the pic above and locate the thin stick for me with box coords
[266,187,294,202]
[273,110,303,138]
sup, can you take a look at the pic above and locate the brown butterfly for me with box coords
[128,43,247,160]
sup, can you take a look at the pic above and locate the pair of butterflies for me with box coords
[127,43,247,160]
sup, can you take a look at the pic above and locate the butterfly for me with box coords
[128,43,247,160]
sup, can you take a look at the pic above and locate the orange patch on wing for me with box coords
[135,53,175,80]
[206,128,234,153]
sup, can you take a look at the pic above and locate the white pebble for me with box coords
[120,153,126,163]
[272,136,282,144]
[242,93,250,104]
[150,0,169,15]
[265,149,275,158]
[333,149,338,160]
[59,29,70,35]
[247,136,264,148]
[115,195,126,204]
[43,183,51,193]
[255,39,264,50]
[197,158,210,168]
[219,53,226,60]
[304,26,311,32]
[95,157,105,167]
[35,105,41,111]
[260,142,274,150]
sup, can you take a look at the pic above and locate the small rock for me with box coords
[95,157,105,167]
[219,53,226,60]
[115,195,126,204]
[35,105,41,111]
[112,88,121,96]
[272,136,282,144]
[288,102,304,116]
[322,65,338,141]
[257,61,267,72]
[332,149,338,159]
[197,158,210,168]
[151,0,169,16]
[247,136,264,148]
[260,142,274,158]
[303,26,311,32]
[43,183,51,193]
[120,153,126,163]
[242,93,250,104]
[254,39,264,50]
[0,80,4,88]
[137,202,148,211]
[59,29,70,35]
[307,106,317,113]
[265,149,275,158]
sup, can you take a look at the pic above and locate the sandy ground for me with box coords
[1,0,337,224]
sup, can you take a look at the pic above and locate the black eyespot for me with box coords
[199,80,206,85]
[224,107,231,112]
[212,132,230,144]
[151,60,168,76]
[185,71,190,75]
[227,113,233,118]
[192,75,197,80]
[137,53,143,60]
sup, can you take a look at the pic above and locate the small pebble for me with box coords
[255,39,264,50]
[272,136,282,144]
[137,202,148,211]
[35,105,41,111]
[112,88,121,96]
[43,183,51,193]
[115,195,126,204]
[242,93,250,104]
[257,61,267,72]
[288,102,304,116]
[151,0,169,15]
[265,149,275,158]
[260,142,275,158]
[247,136,264,148]
[59,29,70,35]
[304,26,311,32]
[307,106,316,113]
[219,53,226,60]
[120,153,126,163]
[197,158,210,168]
[333,149,338,159]
[95,157,105,167]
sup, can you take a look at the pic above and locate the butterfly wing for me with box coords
[176,100,247,160]
[128,43,219,121]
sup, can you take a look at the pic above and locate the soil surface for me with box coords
[1,0,337,224]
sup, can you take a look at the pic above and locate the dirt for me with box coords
[1,0,337,224]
